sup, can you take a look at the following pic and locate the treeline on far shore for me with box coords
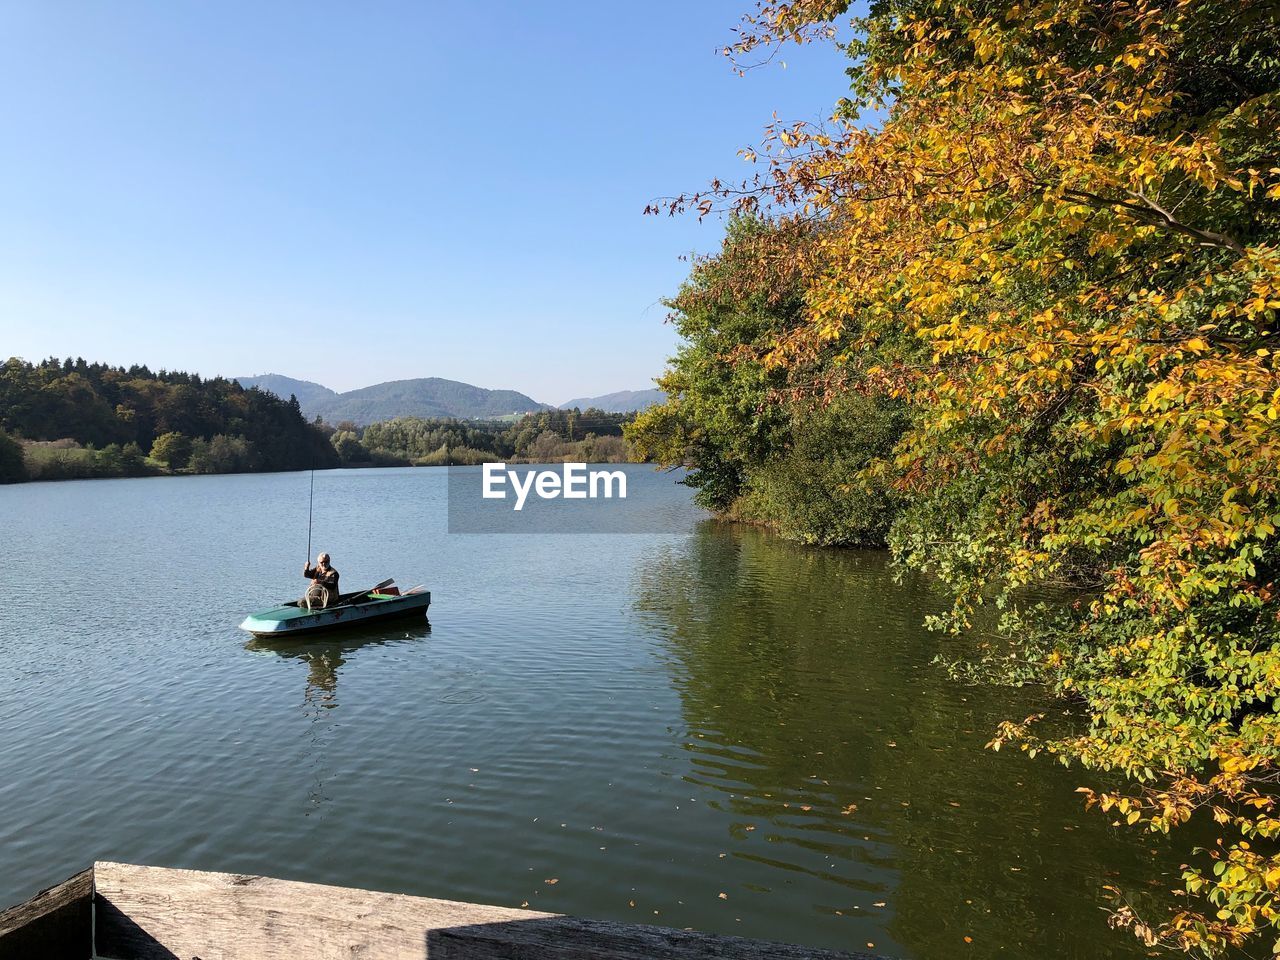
[325,408,637,468]
[0,357,338,483]
[0,357,640,484]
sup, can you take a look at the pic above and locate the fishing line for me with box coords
[306,466,315,563]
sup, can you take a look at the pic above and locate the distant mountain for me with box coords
[236,374,338,410]
[315,378,551,424]
[236,374,550,424]
[558,389,666,413]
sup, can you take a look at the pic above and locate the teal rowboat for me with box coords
[239,584,430,638]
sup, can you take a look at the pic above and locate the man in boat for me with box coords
[302,553,340,608]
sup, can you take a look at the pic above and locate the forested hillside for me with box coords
[631,0,1280,952]
[233,373,338,410]
[237,374,549,423]
[0,357,638,483]
[0,357,337,482]
[557,389,665,413]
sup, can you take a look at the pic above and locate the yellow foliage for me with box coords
[706,0,1280,953]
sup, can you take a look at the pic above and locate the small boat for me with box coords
[239,579,430,638]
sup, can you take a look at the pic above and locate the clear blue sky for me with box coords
[0,2,851,405]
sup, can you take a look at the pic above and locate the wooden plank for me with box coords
[94,861,555,960]
[0,868,92,960]
[93,862,878,960]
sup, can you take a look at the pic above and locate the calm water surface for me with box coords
[0,467,1189,958]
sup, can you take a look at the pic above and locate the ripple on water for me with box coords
[0,470,1203,960]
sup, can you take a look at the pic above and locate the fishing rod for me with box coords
[305,467,315,563]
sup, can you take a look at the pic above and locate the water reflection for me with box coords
[244,620,433,707]
[244,622,432,812]
[635,521,1187,960]
[0,466,1213,958]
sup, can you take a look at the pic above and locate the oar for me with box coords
[348,578,397,605]
[334,579,396,608]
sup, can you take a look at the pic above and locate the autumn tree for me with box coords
[150,431,192,470]
[647,0,1280,951]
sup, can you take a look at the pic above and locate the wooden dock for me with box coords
[0,861,885,959]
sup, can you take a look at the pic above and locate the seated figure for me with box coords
[302,552,340,609]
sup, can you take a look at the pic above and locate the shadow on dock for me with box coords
[423,914,884,959]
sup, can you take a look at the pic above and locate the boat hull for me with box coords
[239,591,430,638]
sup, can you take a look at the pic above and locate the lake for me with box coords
[0,466,1190,958]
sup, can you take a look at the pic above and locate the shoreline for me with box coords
[0,458,654,487]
